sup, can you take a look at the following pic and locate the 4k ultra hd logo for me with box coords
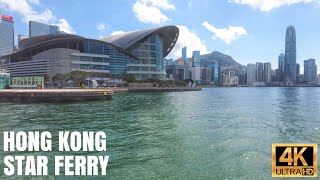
[272,144,318,177]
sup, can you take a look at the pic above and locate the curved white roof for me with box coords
[102,26,179,57]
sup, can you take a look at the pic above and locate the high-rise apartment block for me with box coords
[304,59,317,83]
[247,63,256,86]
[0,14,14,56]
[264,62,271,84]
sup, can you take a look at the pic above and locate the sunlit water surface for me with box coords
[0,87,319,179]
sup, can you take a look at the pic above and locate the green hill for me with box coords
[200,51,241,67]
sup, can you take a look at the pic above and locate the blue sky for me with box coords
[1,0,320,71]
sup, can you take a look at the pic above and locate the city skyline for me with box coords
[1,0,320,73]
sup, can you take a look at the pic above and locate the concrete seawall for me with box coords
[0,89,113,103]
[128,87,202,92]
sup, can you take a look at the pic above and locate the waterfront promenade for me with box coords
[0,85,203,102]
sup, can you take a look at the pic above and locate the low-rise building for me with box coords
[166,64,190,81]
[229,76,239,85]
[191,66,201,82]
[222,74,230,85]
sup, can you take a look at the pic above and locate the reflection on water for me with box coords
[277,88,304,141]
[0,88,319,179]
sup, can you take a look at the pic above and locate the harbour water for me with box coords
[0,87,319,179]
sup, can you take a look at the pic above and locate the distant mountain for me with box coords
[199,51,242,67]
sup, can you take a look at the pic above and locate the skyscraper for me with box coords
[211,61,220,84]
[182,47,187,62]
[29,21,60,37]
[192,51,200,67]
[284,25,297,85]
[264,62,271,84]
[304,59,317,83]
[278,53,285,81]
[247,63,256,86]
[0,14,14,56]
[296,63,300,82]
[256,62,264,82]
[201,67,212,82]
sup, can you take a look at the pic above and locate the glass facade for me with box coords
[29,21,60,37]
[0,16,14,56]
[278,53,285,82]
[284,26,297,85]
[0,72,10,89]
[182,47,187,62]
[211,62,219,83]
[82,41,133,74]
[192,51,200,67]
[128,33,165,80]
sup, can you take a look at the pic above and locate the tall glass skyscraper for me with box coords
[29,21,60,37]
[284,25,296,85]
[192,51,200,67]
[0,14,14,56]
[278,53,285,82]
[211,61,219,83]
[296,63,300,82]
[182,47,187,62]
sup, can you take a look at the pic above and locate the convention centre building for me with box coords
[0,26,179,80]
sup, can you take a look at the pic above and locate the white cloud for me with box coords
[1,0,56,23]
[170,25,208,58]
[189,0,192,7]
[27,0,40,5]
[56,19,75,34]
[141,0,175,9]
[110,31,125,35]
[0,0,75,33]
[133,0,175,24]
[96,22,106,32]
[202,21,247,44]
[229,0,320,12]
[98,31,125,39]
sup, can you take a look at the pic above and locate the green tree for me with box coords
[69,70,89,86]
[44,74,51,83]
[52,73,65,83]
[184,79,194,84]
[122,74,136,83]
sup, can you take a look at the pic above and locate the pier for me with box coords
[0,89,113,102]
